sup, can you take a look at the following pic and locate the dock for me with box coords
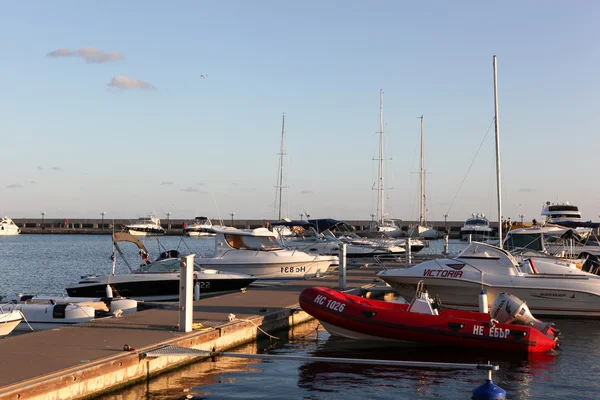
[0,267,387,400]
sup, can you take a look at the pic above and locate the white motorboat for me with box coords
[196,226,338,279]
[272,220,405,268]
[124,216,165,237]
[0,216,20,236]
[379,57,600,318]
[307,218,410,266]
[66,232,257,301]
[378,241,600,318]
[407,116,438,240]
[183,216,216,237]
[0,308,23,336]
[460,213,494,241]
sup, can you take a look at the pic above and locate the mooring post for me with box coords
[179,253,195,332]
[443,234,449,255]
[468,234,472,243]
[406,238,412,264]
[338,243,347,289]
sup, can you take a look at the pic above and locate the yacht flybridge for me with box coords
[0,216,20,236]
[460,213,493,241]
[541,201,582,225]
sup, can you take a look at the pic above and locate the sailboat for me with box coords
[407,115,438,239]
[370,89,402,238]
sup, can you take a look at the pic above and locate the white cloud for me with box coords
[6,184,21,188]
[108,75,156,90]
[47,47,124,64]
[52,166,62,171]
[181,187,208,193]
[161,181,175,186]
[300,190,315,195]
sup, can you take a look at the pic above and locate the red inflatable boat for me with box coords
[299,284,559,353]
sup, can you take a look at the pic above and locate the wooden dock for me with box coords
[0,268,387,400]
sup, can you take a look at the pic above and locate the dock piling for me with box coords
[338,243,347,289]
[179,254,195,332]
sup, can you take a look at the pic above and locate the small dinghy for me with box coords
[299,282,559,353]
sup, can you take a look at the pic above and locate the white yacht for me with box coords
[124,216,165,237]
[0,216,21,236]
[183,216,216,237]
[460,213,493,241]
[541,201,582,225]
[378,241,600,318]
[196,226,338,279]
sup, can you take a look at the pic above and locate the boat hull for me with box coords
[379,274,600,318]
[197,258,334,280]
[299,287,558,353]
[66,275,256,301]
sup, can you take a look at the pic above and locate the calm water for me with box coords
[2,236,599,399]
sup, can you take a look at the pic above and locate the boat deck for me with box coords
[0,267,386,400]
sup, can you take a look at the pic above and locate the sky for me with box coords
[1,1,598,223]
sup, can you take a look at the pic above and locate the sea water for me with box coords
[1,236,599,399]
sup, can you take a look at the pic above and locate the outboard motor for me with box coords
[490,292,558,337]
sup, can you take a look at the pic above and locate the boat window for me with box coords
[224,234,282,251]
[139,259,180,273]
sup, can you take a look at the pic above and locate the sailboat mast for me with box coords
[419,115,425,226]
[493,56,503,248]
[377,89,385,224]
[276,113,286,220]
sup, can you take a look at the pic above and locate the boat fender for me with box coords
[472,379,506,400]
[479,290,488,313]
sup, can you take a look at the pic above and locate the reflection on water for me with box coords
[101,317,600,400]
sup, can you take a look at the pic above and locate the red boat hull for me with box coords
[299,287,558,353]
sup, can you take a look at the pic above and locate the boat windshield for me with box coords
[224,234,282,251]
[465,219,488,226]
[137,258,202,273]
[504,233,544,251]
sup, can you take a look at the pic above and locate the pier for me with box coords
[10,218,497,238]
[0,268,386,400]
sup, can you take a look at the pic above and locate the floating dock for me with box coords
[0,268,387,400]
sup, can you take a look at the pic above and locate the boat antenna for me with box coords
[493,55,503,249]
[211,192,224,226]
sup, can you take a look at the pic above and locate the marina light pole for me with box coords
[101,212,106,231]
[443,213,449,232]
[166,212,171,230]
[519,213,525,226]
[299,212,304,221]
[41,212,46,230]
[230,212,235,227]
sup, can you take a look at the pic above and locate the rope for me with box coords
[228,313,280,340]
[445,117,495,215]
